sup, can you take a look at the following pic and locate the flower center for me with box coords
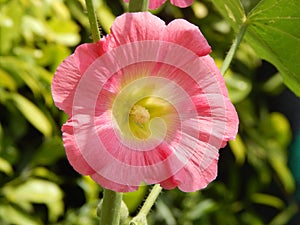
[130,105,150,124]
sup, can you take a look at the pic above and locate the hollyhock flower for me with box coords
[124,0,193,10]
[51,12,238,192]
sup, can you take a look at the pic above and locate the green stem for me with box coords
[129,184,163,224]
[85,0,101,42]
[100,189,123,225]
[220,23,248,76]
[128,0,149,12]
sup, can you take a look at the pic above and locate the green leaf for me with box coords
[0,156,13,175]
[47,18,80,46]
[211,0,300,96]
[262,72,284,95]
[246,0,300,96]
[210,0,246,30]
[96,0,116,34]
[185,199,217,220]
[0,69,17,90]
[78,176,101,203]
[4,179,64,222]
[251,193,284,209]
[0,203,41,225]
[31,136,65,166]
[229,134,247,164]
[269,154,295,193]
[269,112,292,148]
[268,202,298,225]
[9,93,52,137]
[156,199,177,225]
[225,72,252,103]
[0,0,23,54]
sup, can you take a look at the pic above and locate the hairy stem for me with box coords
[100,189,123,225]
[220,23,248,76]
[85,0,101,42]
[129,184,163,224]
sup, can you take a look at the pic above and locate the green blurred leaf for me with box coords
[0,0,23,54]
[269,112,292,148]
[96,0,116,34]
[22,15,47,41]
[31,136,65,166]
[78,176,101,203]
[3,179,64,222]
[229,134,247,164]
[241,212,264,225]
[156,199,176,225]
[47,18,80,46]
[0,69,17,91]
[0,57,46,97]
[251,193,284,209]
[269,154,295,193]
[185,199,217,220]
[268,202,298,225]
[259,112,292,149]
[0,203,41,225]
[38,44,71,72]
[262,72,284,95]
[9,93,52,137]
[0,157,13,175]
[225,72,252,103]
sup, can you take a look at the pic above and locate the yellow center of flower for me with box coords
[112,78,178,141]
[130,105,150,124]
[127,97,175,140]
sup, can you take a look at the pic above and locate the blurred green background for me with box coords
[0,0,299,224]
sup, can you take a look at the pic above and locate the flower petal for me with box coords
[91,173,139,192]
[62,121,95,175]
[108,12,165,48]
[171,0,193,8]
[51,42,106,115]
[148,0,167,9]
[163,19,211,56]
[51,54,81,115]
[74,40,107,74]
[178,157,219,192]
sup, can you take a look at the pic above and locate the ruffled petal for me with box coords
[51,41,106,115]
[171,0,193,8]
[163,19,211,56]
[200,56,239,147]
[178,158,218,192]
[62,120,95,175]
[51,54,81,115]
[91,173,139,192]
[108,12,165,48]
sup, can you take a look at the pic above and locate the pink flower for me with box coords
[51,12,238,192]
[124,0,193,10]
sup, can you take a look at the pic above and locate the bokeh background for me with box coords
[0,0,299,224]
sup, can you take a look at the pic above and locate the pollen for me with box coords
[130,105,150,124]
